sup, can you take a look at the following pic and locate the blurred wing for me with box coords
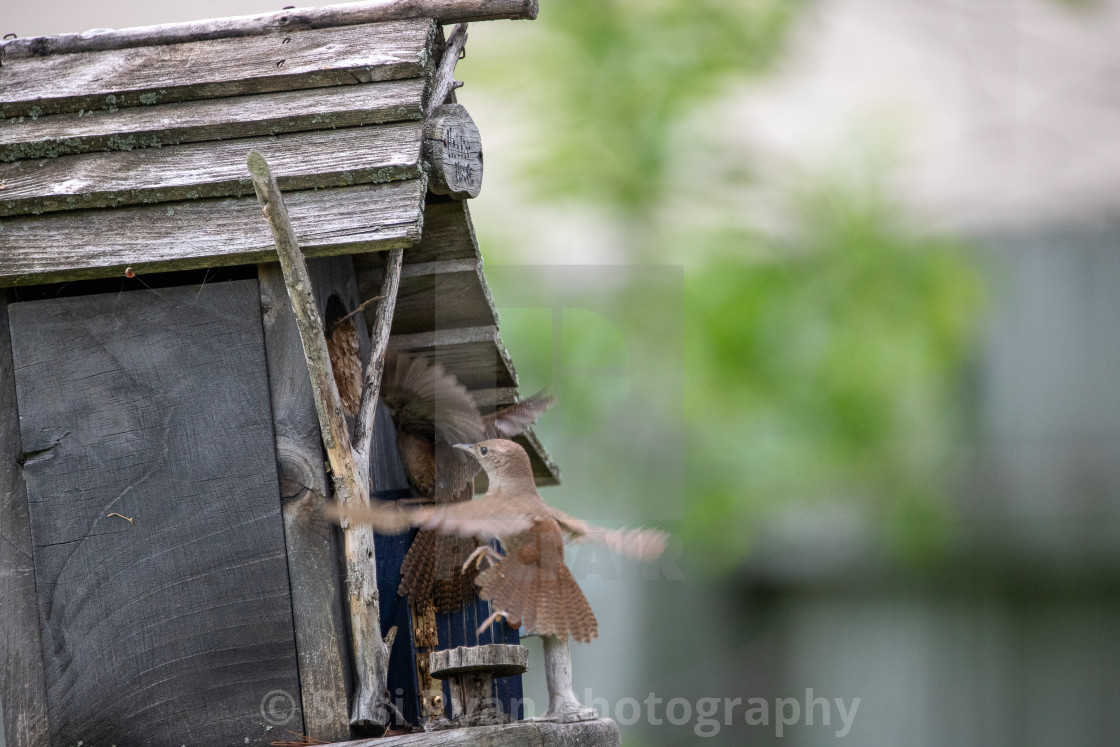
[483,391,555,439]
[547,506,668,561]
[382,353,485,445]
[329,495,534,540]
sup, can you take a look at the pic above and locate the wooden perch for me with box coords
[247,149,404,734]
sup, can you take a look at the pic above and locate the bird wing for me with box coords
[482,391,555,439]
[381,353,485,445]
[547,506,669,561]
[329,495,535,540]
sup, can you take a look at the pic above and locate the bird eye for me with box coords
[480,446,488,455]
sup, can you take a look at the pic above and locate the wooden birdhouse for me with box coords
[0,2,620,745]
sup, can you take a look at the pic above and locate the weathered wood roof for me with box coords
[0,0,557,484]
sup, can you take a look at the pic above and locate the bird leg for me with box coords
[461,544,502,572]
[472,609,508,636]
[537,635,599,723]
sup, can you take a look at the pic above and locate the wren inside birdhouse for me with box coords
[0,3,620,746]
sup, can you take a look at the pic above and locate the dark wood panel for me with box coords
[0,178,425,287]
[0,121,422,217]
[8,279,302,746]
[0,79,426,163]
[0,296,51,747]
[259,262,351,741]
[0,19,436,118]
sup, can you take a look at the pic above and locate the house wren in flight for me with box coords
[332,438,668,644]
[380,354,552,612]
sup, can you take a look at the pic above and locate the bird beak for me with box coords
[452,443,475,454]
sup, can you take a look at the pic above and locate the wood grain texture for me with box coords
[408,199,482,263]
[337,718,621,746]
[0,296,51,747]
[0,79,426,162]
[260,262,351,742]
[423,104,483,200]
[0,0,538,61]
[0,19,437,118]
[388,326,517,389]
[393,259,500,335]
[425,25,468,118]
[0,121,423,217]
[8,279,303,746]
[248,152,395,732]
[0,178,426,287]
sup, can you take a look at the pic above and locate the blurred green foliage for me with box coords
[465,0,984,574]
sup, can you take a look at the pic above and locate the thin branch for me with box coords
[246,150,354,474]
[426,23,468,117]
[328,294,384,335]
[247,149,395,732]
[352,247,404,465]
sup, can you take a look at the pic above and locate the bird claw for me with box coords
[476,608,511,636]
[461,544,502,572]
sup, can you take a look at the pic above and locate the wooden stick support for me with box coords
[247,150,400,735]
[429,644,528,727]
[0,0,538,60]
[427,23,468,117]
[538,635,599,723]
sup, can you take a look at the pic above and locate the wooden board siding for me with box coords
[7,279,303,746]
[0,297,52,747]
[0,79,426,162]
[260,260,352,742]
[389,326,518,389]
[0,19,437,118]
[392,259,501,335]
[0,178,426,287]
[0,121,423,217]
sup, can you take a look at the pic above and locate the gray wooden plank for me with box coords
[393,259,499,335]
[0,121,423,217]
[0,178,426,287]
[260,261,351,742]
[0,79,426,163]
[0,1,538,61]
[337,718,620,746]
[0,296,51,747]
[7,278,304,745]
[409,200,484,264]
[0,19,437,118]
[388,326,517,389]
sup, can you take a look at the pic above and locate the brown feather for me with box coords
[476,518,598,643]
[380,355,552,611]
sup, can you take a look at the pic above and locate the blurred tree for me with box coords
[463,0,984,574]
